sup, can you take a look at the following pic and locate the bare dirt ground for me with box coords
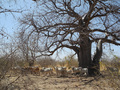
[1,73,116,90]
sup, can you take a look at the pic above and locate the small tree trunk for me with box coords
[89,39,102,76]
[29,60,34,66]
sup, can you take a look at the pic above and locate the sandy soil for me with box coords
[1,73,115,90]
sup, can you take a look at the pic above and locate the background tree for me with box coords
[19,0,120,76]
[0,0,23,84]
[18,30,39,66]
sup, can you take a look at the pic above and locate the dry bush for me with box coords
[100,61,108,71]
[104,68,120,89]
[111,56,120,69]
[0,54,35,89]
[100,57,120,89]
[56,61,66,67]
[63,55,78,68]
[16,60,26,67]
[53,55,78,69]
[37,57,56,67]
[0,57,13,78]
[0,56,15,89]
[0,57,39,90]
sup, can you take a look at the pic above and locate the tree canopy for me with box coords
[20,0,120,57]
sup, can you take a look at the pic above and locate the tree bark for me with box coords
[76,38,102,76]
[77,38,92,68]
[89,39,102,76]
[29,59,34,66]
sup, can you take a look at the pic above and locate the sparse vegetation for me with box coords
[37,57,56,67]
[0,54,120,89]
[99,56,120,89]
[0,0,120,89]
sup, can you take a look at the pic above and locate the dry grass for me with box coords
[0,56,120,90]
[0,73,117,90]
[0,63,119,90]
[99,60,120,89]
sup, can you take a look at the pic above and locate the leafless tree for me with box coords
[0,1,24,88]
[18,31,39,66]
[19,0,120,76]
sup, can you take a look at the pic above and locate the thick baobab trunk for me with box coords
[77,38,92,68]
[77,38,102,76]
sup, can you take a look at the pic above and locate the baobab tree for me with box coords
[19,0,120,76]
